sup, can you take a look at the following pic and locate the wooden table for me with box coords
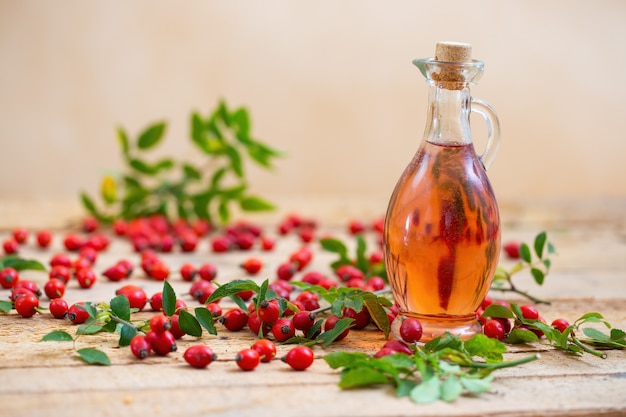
[1,199,625,417]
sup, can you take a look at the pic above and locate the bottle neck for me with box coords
[423,84,472,146]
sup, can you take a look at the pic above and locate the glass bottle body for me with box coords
[384,57,501,341]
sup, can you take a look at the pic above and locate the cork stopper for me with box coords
[434,41,472,63]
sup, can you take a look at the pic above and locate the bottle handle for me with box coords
[471,98,501,170]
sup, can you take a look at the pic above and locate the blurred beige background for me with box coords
[1,1,625,223]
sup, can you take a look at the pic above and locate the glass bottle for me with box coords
[383,41,501,341]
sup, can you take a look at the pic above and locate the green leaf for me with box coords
[338,367,390,389]
[464,334,506,362]
[364,298,390,339]
[441,376,463,402]
[317,318,353,346]
[231,107,250,137]
[206,280,259,305]
[110,295,131,322]
[0,255,46,272]
[129,158,158,175]
[583,327,610,342]
[519,243,532,263]
[0,300,12,313]
[355,235,369,273]
[530,268,545,285]
[137,121,166,150]
[117,127,130,157]
[162,280,177,317]
[41,330,74,342]
[183,163,202,181]
[534,232,547,259]
[77,348,111,366]
[610,328,626,342]
[217,199,230,224]
[410,376,441,404]
[194,307,217,335]
[239,196,275,212]
[179,309,202,337]
[482,304,515,319]
[323,351,370,369]
[460,375,492,394]
[226,145,243,178]
[77,323,104,335]
[506,328,540,344]
[319,238,349,258]
[118,324,137,347]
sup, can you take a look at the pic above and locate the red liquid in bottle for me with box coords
[384,141,500,340]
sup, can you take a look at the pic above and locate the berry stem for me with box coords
[492,270,551,305]
[571,335,607,359]
[108,314,143,333]
[466,353,541,370]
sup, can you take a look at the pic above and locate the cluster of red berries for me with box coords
[478,296,571,341]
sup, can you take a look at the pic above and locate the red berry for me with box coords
[78,247,98,265]
[233,232,255,250]
[12,227,28,244]
[3,238,19,254]
[205,302,222,317]
[75,268,97,289]
[298,226,315,243]
[251,339,277,363]
[168,314,186,339]
[198,263,218,281]
[44,279,66,299]
[271,318,296,342]
[260,236,275,251]
[258,299,280,324]
[293,311,316,333]
[342,307,371,330]
[374,347,397,358]
[324,315,350,341]
[335,265,364,282]
[368,251,384,265]
[179,232,198,252]
[116,285,147,311]
[113,219,127,236]
[220,308,249,331]
[503,241,520,259]
[481,295,493,310]
[15,293,39,318]
[399,317,423,343]
[211,236,232,252]
[295,291,320,311]
[10,287,35,302]
[520,305,540,320]
[235,348,260,371]
[367,276,386,291]
[241,257,263,275]
[49,265,72,284]
[381,339,413,355]
[63,233,84,251]
[49,298,69,319]
[184,345,217,368]
[147,261,170,281]
[276,262,296,281]
[82,216,99,233]
[0,267,19,289]
[247,311,271,337]
[282,346,315,371]
[149,292,163,311]
[103,263,129,282]
[68,302,90,324]
[483,319,506,340]
[301,271,324,285]
[36,230,52,248]
[130,335,152,359]
[290,246,313,271]
[551,318,571,333]
[145,330,177,356]
[50,253,72,268]
[13,280,41,297]
[149,314,171,333]
[179,263,197,281]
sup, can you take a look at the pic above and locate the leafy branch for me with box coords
[325,333,539,404]
[81,100,283,225]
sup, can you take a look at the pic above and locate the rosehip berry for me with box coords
[503,241,520,259]
[298,226,315,243]
[168,314,186,339]
[551,318,571,333]
[235,348,260,371]
[282,346,315,371]
[145,330,177,356]
[3,238,19,254]
[260,236,275,251]
[220,308,249,331]
[295,291,320,311]
[241,257,263,275]
[271,318,296,342]
[75,268,97,289]
[211,236,232,252]
[49,298,69,319]
[258,299,280,324]
[116,285,148,311]
[130,335,152,359]
[483,319,506,340]
[78,246,98,265]
[50,253,72,268]
[204,302,222,318]
[179,263,197,281]
[15,293,39,318]
[342,307,371,330]
[149,314,171,333]
[147,261,170,281]
[381,339,413,355]
[63,233,84,251]
[324,315,350,341]
[290,246,313,271]
[233,232,255,250]
[293,311,316,333]
[247,311,271,337]
[44,278,66,299]
[368,251,384,265]
[0,267,19,289]
[520,305,540,320]
[374,348,397,358]
[481,295,493,310]
[198,263,218,281]
[149,292,163,311]
[399,317,423,343]
[81,216,99,233]
[10,287,35,302]
[13,227,28,244]
[49,265,71,284]
[251,339,277,363]
[13,280,41,297]
[367,276,386,292]
[179,232,198,252]
[36,230,52,248]
[301,271,324,285]
[348,220,366,235]
[184,345,217,369]
[68,303,90,324]
[196,283,218,304]
[103,263,129,282]
[276,262,296,281]
[335,264,365,282]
